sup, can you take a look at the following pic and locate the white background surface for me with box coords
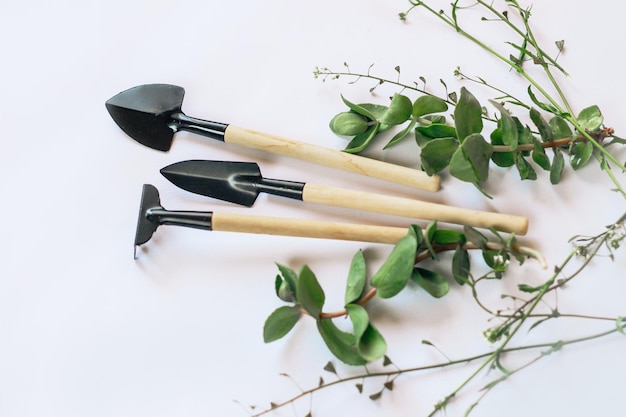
[1,1,625,416]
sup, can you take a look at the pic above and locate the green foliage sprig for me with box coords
[316,0,626,196]
[326,85,619,196]
[250,212,625,417]
[264,222,544,365]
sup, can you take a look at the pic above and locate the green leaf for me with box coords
[413,95,449,117]
[370,226,419,299]
[384,118,416,149]
[275,276,296,302]
[411,267,449,298]
[518,282,548,293]
[449,134,492,183]
[527,86,560,114]
[329,112,370,136]
[515,153,537,180]
[420,137,459,175]
[577,105,603,131]
[517,123,534,149]
[464,226,488,249]
[341,95,376,119]
[416,123,458,139]
[345,250,367,306]
[296,265,325,318]
[433,229,466,244]
[380,94,413,125]
[276,263,298,295]
[317,318,367,365]
[359,103,391,129]
[346,304,387,361]
[422,114,447,125]
[452,245,470,285]
[550,149,565,184]
[531,142,551,171]
[263,305,302,343]
[570,141,594,170]
[529,108,554,142]
[343,123,380,153]
[549,116,573,139]
[490,100,518,150]
[490,129,515,167]
[454,87,483,141]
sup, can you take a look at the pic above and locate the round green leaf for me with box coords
[411,268,449,298]
[329,112,370,136]
[549,116,573,139]
[420,137,459,175]
[413,95,449,117]
[490,100,518,150]
[570,141,594,170]
[317,319,367,365]
[380,93,413,125]
[263,305,302,343]
[416,123,458,139]
[449,134,492,183]
[532,148,551,171]
[454,87,484,141]
[577,105,603,131]
[490,129,515,167]
[346,304,387,362]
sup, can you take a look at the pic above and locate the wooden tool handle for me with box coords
[302,183,529,235]
[211,212,408,244]
[224,125,440,192]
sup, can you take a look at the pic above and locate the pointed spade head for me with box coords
[106,84,185,152]
[135,184,163,247]
[160,160,263,207]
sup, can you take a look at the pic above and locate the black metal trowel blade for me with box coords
[106,84,185,151]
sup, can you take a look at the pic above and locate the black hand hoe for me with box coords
[135,184,415,257]
[160,160,529,235]
[105,84,440,192]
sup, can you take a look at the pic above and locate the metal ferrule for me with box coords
[169,113,228,141]
[146,208,214,230]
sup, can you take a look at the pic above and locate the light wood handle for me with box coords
[211,212,408,244]
[224,124,440,192]
[302,183,528,235]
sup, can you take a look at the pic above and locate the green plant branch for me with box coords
[475,0,568,75]
[408,1,567,116]
[250,324,624,417]
[491,128,614,152]
[426,211,625,413]
[504,0,574,115]
[314,66,462,109]
[307,240,546,320]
